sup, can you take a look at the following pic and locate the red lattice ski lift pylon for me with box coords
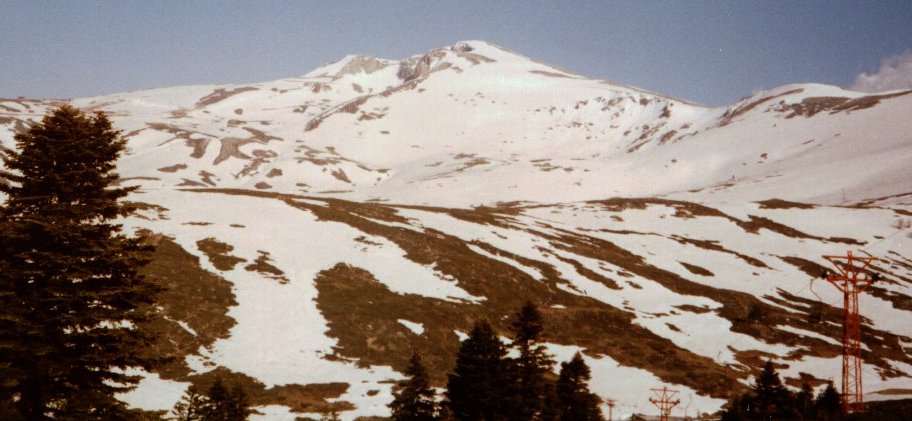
[649,386,680,421]
[821,251,881,414]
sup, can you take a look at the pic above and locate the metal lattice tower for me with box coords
[649,386,680,421]
[822,251,881,413]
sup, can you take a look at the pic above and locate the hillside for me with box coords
[1,40,911,420]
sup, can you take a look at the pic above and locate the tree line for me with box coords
[389,302,604,421]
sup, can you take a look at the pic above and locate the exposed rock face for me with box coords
[397,49,448,81]
[333,55,391,80]
[450,42,475,53]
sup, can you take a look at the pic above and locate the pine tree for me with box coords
[446,320,510,421]
[201,379,251,421]
[0,105,159,419]
[555,353,603,421]
[815,382,841,421]
[794,383,814,420]
[390,352,439,421]
[751,361,795,420]
[319,404,341,421]
[173,385,207,421]
[508,301,555,421]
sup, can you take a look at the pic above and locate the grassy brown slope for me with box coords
[197,189,745,398]
[138,234,238,378]
[137,234,353,413]
[188,189,912,395]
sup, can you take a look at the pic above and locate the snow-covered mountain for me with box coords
[2,40,911,419]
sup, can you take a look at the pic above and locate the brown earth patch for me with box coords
[184,367,353,415]
[177,178,207,187]
[266,168,283,178]
[124,201,170,220]
[529,70,573,78]
[195,87,258,108]
[158,164,188,173]
[679,261,714,277]
[136,235,237,379]
[196,237,247,271]
[717,88,804,126]
[756,199,816,209]
[670,236,768,268]
[245,250,289,284]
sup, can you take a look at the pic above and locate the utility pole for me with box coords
[605,399,615,421]
[649,386,680,421]
[822,251,881,413]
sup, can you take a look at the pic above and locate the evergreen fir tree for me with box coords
[319,405,342,421]
[555,353,603,421]
[751,361,795,420]
[815,382,842,421]
[0,105,159,420]
[173,385,207,421]
[794,383,814,420]
[446,320,510,421]
[201,378,251,421]
[390,352,439,421]
[508,301,555,421]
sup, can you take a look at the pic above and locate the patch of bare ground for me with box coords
[737,215,864,245]
[196,237,247,271]
[177,178,207,187]
[717,89,804,126]
[529,70,573,78]
[855,191,912,207]
[331,168,351,183]
[213,137,255,165]
[679,261,714,276]
[266,168,283,178]
[670,235,768,268]
[138,235,353,413]
[587,198,739,222]
[873,388,912,395]
[245,251,289,284]
[675,304,713,314]
[158,163,188,173]
[136,234,237,379]
[254,182,271,189]
[124,201,169,220]
[185,367,353,415]
[195,87,258,108]
[756,199,816,209]
[776,91,911,118]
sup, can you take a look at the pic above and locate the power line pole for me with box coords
[649,386,680,421]
[605,399,615,421]
[822,250,881,413]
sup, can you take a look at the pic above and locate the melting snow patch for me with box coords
[398,319,425,335]
[118,369,189,412]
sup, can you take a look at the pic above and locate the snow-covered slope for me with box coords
[2,41,911,419]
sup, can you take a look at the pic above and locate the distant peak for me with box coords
[305,54,393,79]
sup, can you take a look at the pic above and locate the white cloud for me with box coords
[850,50,912,93]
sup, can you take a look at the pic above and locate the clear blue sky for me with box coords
[2,0,911,106]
